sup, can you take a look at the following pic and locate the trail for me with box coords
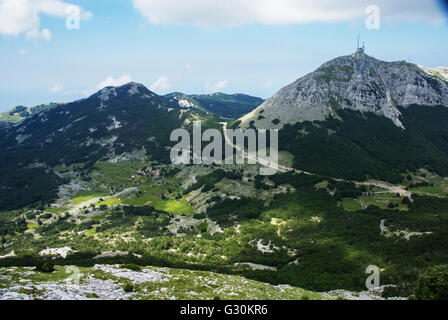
[67,196,112,215]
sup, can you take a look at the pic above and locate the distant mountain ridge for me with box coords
[239,50,448,129]
[0,103,60,123]
[1,91,262,125]
[166,92,263,118]
[191,93,264,118]
[0,82,198,165]
[0,82,209,210]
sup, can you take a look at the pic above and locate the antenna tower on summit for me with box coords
[355,34,365,54]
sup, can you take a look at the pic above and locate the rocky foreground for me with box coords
[0,264,405,300]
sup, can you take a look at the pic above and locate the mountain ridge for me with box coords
[166,91,263,118]
[0,82,196,210]
[1,85,263,124]
[239,50,448,129]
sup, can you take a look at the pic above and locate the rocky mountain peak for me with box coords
[93,82,155,101]
[239,52,448,129]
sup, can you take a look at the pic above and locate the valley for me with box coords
[1,51,448,301]
[1,154,448,299]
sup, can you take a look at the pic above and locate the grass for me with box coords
[341,198,363,211]
[96,197,120,208]
[45,207,67,214]
[90,161,194,214]
[124,194,194,214]
[410,185,445,196]
[27,223,38,230]
[0,266,91,288]
[94,161,152,188]
[89,161,202,215]
[404,169,448,197]
[359,192,408,211]
[72,190,108,205]
[91,212,109,223]
[0,113,23,123]
[162,200,194,214]
[85,228,96,237]
[122,185,194,214]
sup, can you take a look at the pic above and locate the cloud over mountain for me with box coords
[205,80,228,93]
[150,76,171,93]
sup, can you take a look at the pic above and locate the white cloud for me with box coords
[49,85,63,93]
[26,27,51,42]
[96,75,133,90]
[0,0,93,41]
[149,76,171,93]
[205,80,228,93]
[80,75,133,96]
[18,49,27,55]
[186,63,193,71]
[132,0,444,27]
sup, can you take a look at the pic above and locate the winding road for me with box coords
[221,122,412,198]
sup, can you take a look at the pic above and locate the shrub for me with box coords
[121,264,142,272]
[123,283,134,293]
[402,197,411,205]
[382,285,413,298]
[196,222,208,234]
[35,261,55,273]
[193,213,205,220]
[415,265,448,300]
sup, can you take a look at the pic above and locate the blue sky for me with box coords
[1,0,448,111]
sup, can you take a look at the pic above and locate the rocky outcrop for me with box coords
[240,50,448,129]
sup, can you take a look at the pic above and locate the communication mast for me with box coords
[355,34,365,54]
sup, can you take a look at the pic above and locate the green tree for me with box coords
[415,265,448,300]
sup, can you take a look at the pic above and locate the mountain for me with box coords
[0,121,9,129]
[419,65,448,82]
[0,103,59,123]
[0,82,208,210]
[190,92,264,118]
[233,50,448,183]
[0,91,262,126]
[165,92,264,118]
[164,92,209,113]
[239,49,448,129]
[0,82,193,165]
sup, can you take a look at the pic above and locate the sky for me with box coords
[1,0,448,111]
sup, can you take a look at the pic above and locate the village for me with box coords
[130,166,164,181]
